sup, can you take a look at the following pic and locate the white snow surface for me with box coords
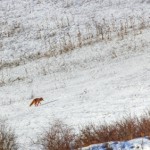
[81,137,150,150]
[1,0,150,149]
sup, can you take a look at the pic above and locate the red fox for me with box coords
[29,97,44,107]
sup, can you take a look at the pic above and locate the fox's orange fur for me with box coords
[30,97,44,107]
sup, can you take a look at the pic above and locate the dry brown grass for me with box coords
[75,113,150,148]
[0,120,18,150]
[37,112,150,149]
[37,120,76,150]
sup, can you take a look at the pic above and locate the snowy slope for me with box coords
[1,0,150,149]
[1,0,150,65]
[1,34,150,149]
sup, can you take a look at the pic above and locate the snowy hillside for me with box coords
[1,0,150,149]
[1,0,150,67]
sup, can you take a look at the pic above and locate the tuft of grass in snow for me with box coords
[36,119,75,150]
[0,119,18,150]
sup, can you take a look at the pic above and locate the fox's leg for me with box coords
[37,102,40,106]
[38,102,41,106]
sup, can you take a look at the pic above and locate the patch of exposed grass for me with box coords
[37,112,150,149]
[37,120,75,150]
[0,119,18,150]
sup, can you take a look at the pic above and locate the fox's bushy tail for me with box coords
[29,101,34,106]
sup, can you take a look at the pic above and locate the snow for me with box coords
[1,0,150,149]
[81,137,150,150]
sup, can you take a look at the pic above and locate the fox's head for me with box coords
[40,97,44,101]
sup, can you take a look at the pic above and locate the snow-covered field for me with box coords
[1,0,150,149]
